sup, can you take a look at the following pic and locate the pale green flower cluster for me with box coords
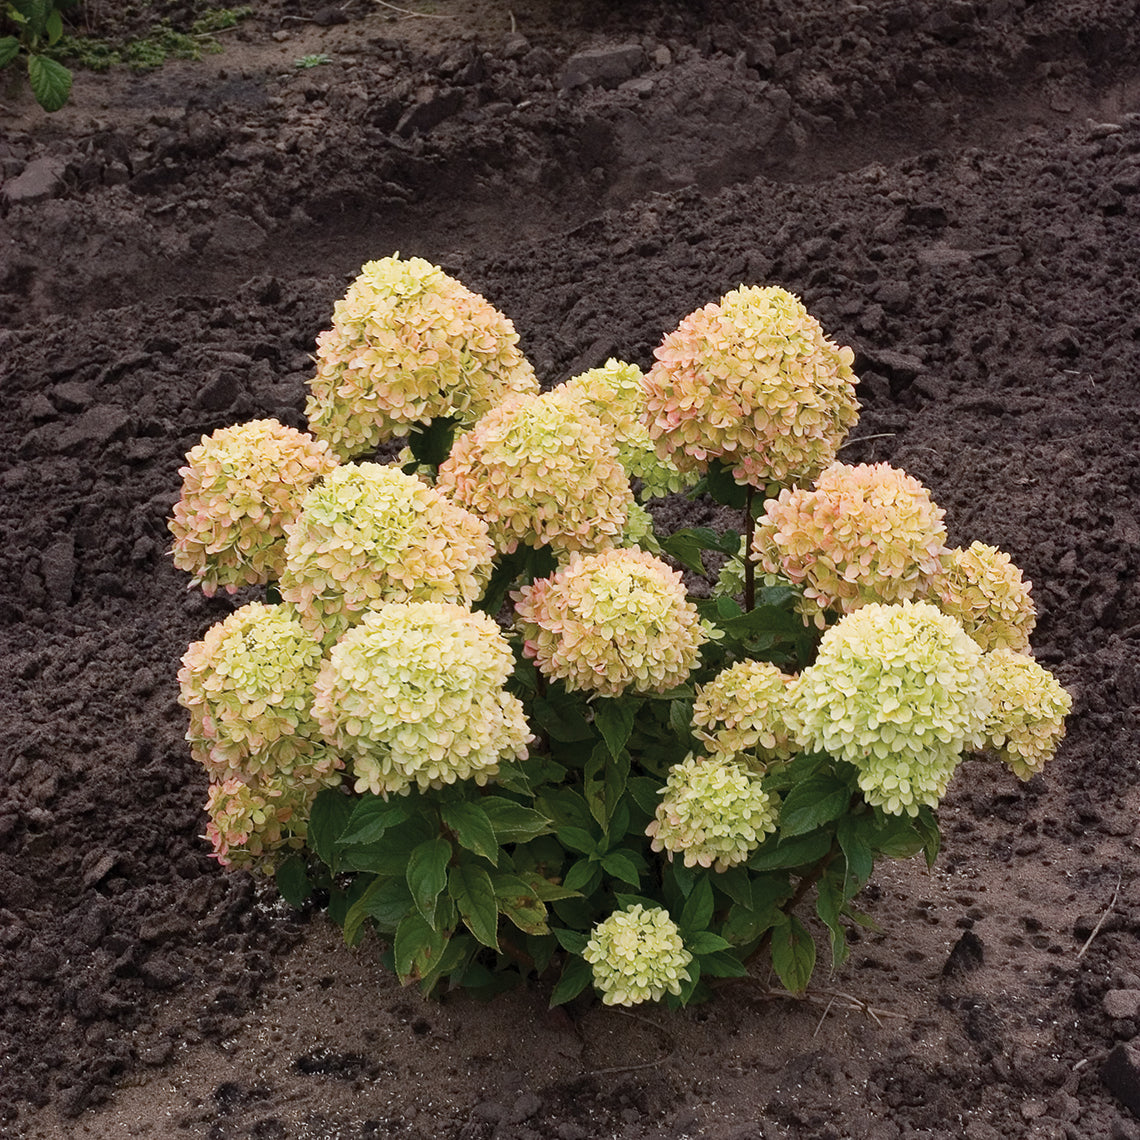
[980,648,1071,780]
[646,753,779,871]
[312,602,533,796]
[754,462,948,627]
[788,601,990,815]
[513,548,705,697]
[204,774,317,871]
[934,542,1037,652]
[169,419,338,596]
[559,358,698,501]
[692,660,797,764]
[583,905,693,1006]
[305,255,538,458]
[280,463,493,642]
[436,388,633,555]
[643,286,859,489]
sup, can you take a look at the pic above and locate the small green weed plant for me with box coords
[1,0,76,111]
[170,255,1071,1009]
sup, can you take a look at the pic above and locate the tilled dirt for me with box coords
[2,1,1140,1137]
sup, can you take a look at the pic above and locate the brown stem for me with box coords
[743,485,756,612]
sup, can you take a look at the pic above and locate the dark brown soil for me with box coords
[3,1,1140,1137]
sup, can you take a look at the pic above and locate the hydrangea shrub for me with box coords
[171,265,1071,1010]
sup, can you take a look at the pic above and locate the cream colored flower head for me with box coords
[305,255,538,458]
[646,753,779,871]
[560,358,698,501]
[279,462,494,642]
[642,285,859,488]
[178,602,342,783]
[204,773,318,872]
[583,904,693,1006]
[788,601,990,815]
[169,419,337,596]
[933,542,1037,652]
[754,462,948,627]
[693,660,797,763]
[980,649,1071,780]
[513,548,705,697]
[436,387,633,556]
[312,601,533,796]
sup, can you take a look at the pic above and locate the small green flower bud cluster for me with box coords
[583,905,693,1006]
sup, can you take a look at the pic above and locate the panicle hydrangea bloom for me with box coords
[560,358,698,501]
[312,602,533,796]
[178,602,342,786]
[169,419,337,596]
[204,773,318,871]
[642,286,859,488]
[305,255,538,458]
[436,388,633,555]
[932,542,1037,652]
[513,548,705,697]
[583,904,693,1006]
[753,462,948,627]
[980,648,1071,780]
[692,660,798,764]
[279,462,494,642]
[787,601,990,815]
[646,753,779,871]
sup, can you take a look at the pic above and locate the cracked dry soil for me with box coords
[3,0,1140,1137]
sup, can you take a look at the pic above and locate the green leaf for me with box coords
[45,7,61,44]
[698,950,749,978]
[393,912,448,984]
[594,697,640,761]
[337,796,412,846]
[480,796,552,844]
[686,931,732,955]
[532,691,595,743]
[538,786,595,831]
[679,875,714,935]
[815,866,849,968]
[562,859,601,895]
[352,877,415,935]
[492,873,549,936]
[714,866,753,910]
[406,837,452,927]
[770,916,816,994]
[836,814,875,888]
[28,53,71,111]
[517,870,580,902]
[308,787,355,872]
[526,932,558,974]
[915,806,941,868]
[417,933,476,994]
[721,902,781,947]
[556,825,598,856]
[274,854,311,908]
[627,775,664,816]
[748,828,833,872]
[441,800,499,864]
[779,773,852,838]
[550,953,593,1007]
[0,37,20,68]
[552,926,588,954]
[448,862,499,949]
[583,742,630,832]
[690,458,748,509]
[405,414,458,469]
[600,849,642,887]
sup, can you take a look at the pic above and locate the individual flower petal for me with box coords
[932,542,1037,652]
[753,462,948,627]
[692,660,797,764]
[169,419,337,596]
[583,904,693,1006]
[643,286,859,489]
[436,387,633,556]
[787,601,990,815]
[513,548,705,697]
[646,753,779,871]
[979,648,1071,780]
[305,254,538,458]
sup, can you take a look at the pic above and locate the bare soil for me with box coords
[3,1,1140,1137]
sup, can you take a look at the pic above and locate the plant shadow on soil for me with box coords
[3,0,1140,1137]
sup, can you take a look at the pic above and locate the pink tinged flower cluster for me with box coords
[642,285,860,489]
[980,649,1071,781]
[279,462,494,643]
[559,358,697,501]
[311,601,534,796]
[177,601,342,786]
[692,660,798,764]
[304,255,538,459]
[933,542,1037,653]
[168,419,337,596]
[513,548,706,697]
[583,904,693,1006]
[788,601,990,816]
[204,774,318,872]
[754,462,948,627]
[436,388,633,556]
[646,753,779,872]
